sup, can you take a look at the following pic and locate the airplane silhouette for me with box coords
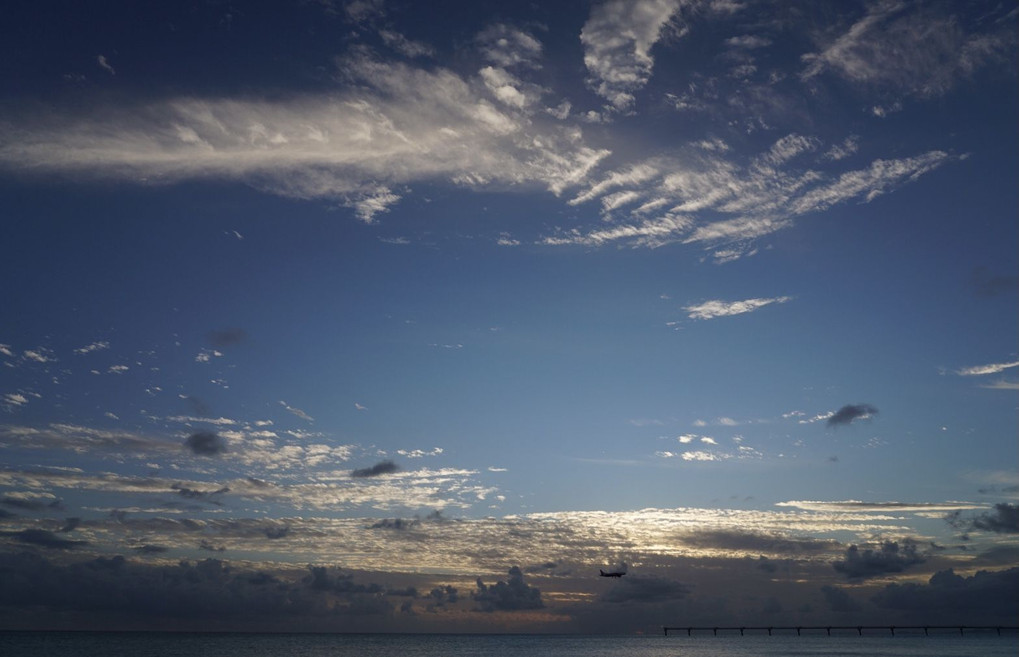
[600,569,625,577]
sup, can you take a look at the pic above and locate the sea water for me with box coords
[1,631,1017,657]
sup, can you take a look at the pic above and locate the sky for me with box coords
[0,0,1017,634]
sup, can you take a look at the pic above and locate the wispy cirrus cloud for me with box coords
[956,360,1019,376]
[800,1,1015,100]
[683,296,792,320]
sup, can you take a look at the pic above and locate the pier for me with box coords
[663,625,1019,637]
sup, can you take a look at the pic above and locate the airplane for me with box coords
[599,569,625,577]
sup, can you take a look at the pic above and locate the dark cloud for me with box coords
[370,517,418,530]
[133,544,169,554]
[832,541,924,579]
[600,576,689,604]
[351,460,398,478]
[171,483,229,505]
[946,503,1019,535]
[59,517,81,533]
[426,585,459,611]
[971,503,1019,533]
[11,528,87,549]
[472,566,542,612]
[207,328,248,348]
[684,529,835,554]
[971,267,1019,297]
[872,567,1019,621]
[821,584,862,612]
[181,395,211,418]
[827,404,878,427]
[385,586,418,597]
[264,524,290,540]
[184,431,226,456]
[2,496,63,512]
[199,540,226,552]
[0,508,17,520]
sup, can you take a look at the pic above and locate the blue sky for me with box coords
[0,0,1017,633]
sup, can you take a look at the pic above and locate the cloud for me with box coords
[379,30,434,59]
[821,584,862,613]
[600,575,689,604]
[3,393,29,408]
[580,0,685,112]
[683,296,791,320]
[956,360,1019,376]
[279,400,314,422]
[73,341,110,355]
[872,567,1019,620]
[472,566,543,611]
[476,24,543,69]
[969,503,1019,534]
[826,404,878,427]
[779,500,984,513]
[800,2,1014,100]
[351,460,399,478]
[96,55,115,75]
[0,55,609,213]
[11,528,87,549]
[183,431,227,456]
[832,541,925,579]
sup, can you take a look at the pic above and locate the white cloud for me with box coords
[580,0,685,112]
[681,450,727,461]
[23,349,55,363]
[957,360,1019,376]
[699,436,717,445]
[0,344,13,358]
[476,24,543,69]
[74,341,110,355]
[677,434,696,443]
[683,296,791,320]
[396,447,444,459]
[725,34,771,49]
[800,1,1012,99]
[3,392,29,407]
[97,54,116,75]
[107,365,129,374]
[279,400,314,422]
[0,54,610,210]
[379,29,435,58]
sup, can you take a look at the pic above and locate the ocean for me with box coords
[2,632,1018,657]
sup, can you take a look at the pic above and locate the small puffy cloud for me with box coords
[96,55,115,75]
[73,341,110,355]
[351,460,399,478]
[279,401,314,422]
[684,296,791,320]
[184,431,227,456]
[826,403,878,427]
[472,566,543,612]
[476,24,543,69]
[3,393,29,408]
[396,448,443,459]
[832,541,924,580]
[107,365,129,374]
[23,349,56,363]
